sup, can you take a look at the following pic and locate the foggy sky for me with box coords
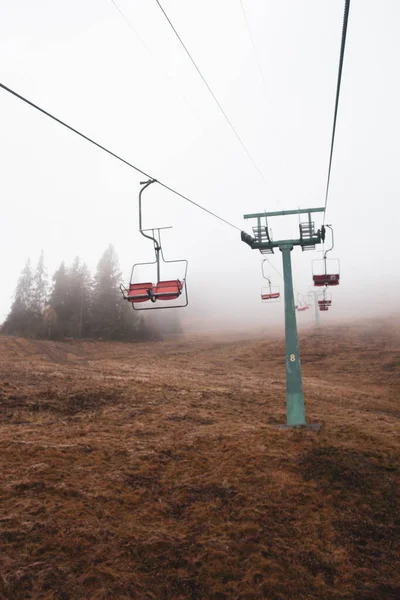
[1,0,399,329]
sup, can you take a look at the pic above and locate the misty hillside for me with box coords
[0,319,398,599]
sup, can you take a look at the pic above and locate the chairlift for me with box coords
[297,305,310,312]
[295,293,310,312]
[261,289,280,301]
[312,225,340,286]
[260,260,280,302]
[318,289,332,312]
[120,180,188,311]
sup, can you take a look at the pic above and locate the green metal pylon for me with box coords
[280,244,306,425]
[241,206,326,427]
[313,292,320,327]
[308,290,321,327]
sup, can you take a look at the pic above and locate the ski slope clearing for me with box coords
[0,320,399,599]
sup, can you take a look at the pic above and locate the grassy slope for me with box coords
[0,319,399,599]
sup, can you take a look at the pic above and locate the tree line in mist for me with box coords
[1,245,181,341]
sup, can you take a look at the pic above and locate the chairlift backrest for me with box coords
[313,273,340,286]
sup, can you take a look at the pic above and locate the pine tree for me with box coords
[2,250,148,341]
[43,305,57,339]
[1,260,35,336]
[91,245,124,339]
[32,251,48,313]
[48,262,73,338]
[67,257,92,338]
[30,251,48,336]
[77,261,93,338]
[91,245,147,340]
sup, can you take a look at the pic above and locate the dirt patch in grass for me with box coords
[300,445,399,594]
[1,387,122,416]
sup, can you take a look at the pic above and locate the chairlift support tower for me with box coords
[241,207,325,427]
[307,290,321,327]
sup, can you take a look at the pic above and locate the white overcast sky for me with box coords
[0,0,399,328]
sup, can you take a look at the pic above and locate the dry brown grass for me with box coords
[0,319,399,599]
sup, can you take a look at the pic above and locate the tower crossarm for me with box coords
[241,207,325,252]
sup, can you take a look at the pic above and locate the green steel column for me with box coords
[280,244,306,425]
[314,292,320,327]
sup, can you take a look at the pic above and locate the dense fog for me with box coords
[1,0,399,332]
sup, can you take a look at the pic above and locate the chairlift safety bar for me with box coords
[141,226,172,232]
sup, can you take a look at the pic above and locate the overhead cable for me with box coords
[238,0,268,92]
[109,0,153,53]
[265,257,283,281]
[323,0,351,219]
[0,82,242,232]
[154,0,279,205]
[109,0,204,126]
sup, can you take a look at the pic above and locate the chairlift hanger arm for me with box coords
[261,259,272,283]
[139,179,160,249]
[323,224,334,258]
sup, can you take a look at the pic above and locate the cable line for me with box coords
[238,0,268,92]
[265,258,283,281]
[109,0,151,51]
[0,81,242,232]
[154,0,279,206]
[323,0,351,219]
[238,0,294,206]
[109,0,205,126]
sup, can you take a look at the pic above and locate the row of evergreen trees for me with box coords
[1,245,160,341]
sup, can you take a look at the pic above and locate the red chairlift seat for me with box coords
[127,282,154,303]
[318,299,332,306]
[261,270,280,303]
[261,292,280,300]
[319,305,329,311]
[153,280,183,301]
[313,274,340,287]
[126,280,183,303]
